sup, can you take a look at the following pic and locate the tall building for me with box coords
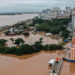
[40,9,52,20]
[53,7,61,17]
[65,6,71,18]
[66,6,71,13]
[72,8,75,33]
[71,8,75,60]
[39,7,72,20]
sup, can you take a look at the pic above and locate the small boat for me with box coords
[63,57,75,63]
[48,59,56,66]
[49,58,63,75]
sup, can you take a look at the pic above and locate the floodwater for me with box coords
[0,14,38,26]
[0,32,60,47]
[0,50,75,75]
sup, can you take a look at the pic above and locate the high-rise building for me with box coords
[66,6,71,13]
[53,7,61,17]
[71,8,75,60]
[39,7,72,20]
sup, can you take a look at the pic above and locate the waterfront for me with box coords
[0,14,38,26]
[0,50,74,75]
[0,9,74,75]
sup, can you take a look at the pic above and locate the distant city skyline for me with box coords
[0,0,75,13]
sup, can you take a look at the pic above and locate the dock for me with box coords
[49,60,63,75]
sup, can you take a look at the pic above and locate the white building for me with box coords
[39,7,72,20]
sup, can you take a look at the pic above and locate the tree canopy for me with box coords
[14,38,25,46]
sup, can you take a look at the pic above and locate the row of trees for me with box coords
[32,18,71,26]
[0,38,64,56]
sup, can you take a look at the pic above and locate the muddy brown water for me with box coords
[0,50,74,75]
[0,14,38,26]
[0,32,60,47]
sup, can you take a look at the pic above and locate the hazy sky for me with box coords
[0,0,75,13]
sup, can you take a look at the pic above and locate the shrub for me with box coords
[48,44,58,50]
[44,44,63,51]
[14,38,24,46]
[0,39,64,56]
[10,47,17,54]
[15,44,33,55]
[0,46,10,54]
[23,32,30,36]
[49,44,63,51]
[5,31,10,35]
[32,41,43,51]
[0,39,7,46]
[61,30,70,39]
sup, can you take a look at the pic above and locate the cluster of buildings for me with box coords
[5,26,24,35]
[39,7,72,20]
[4,25,29,35]
[71,8,75,60]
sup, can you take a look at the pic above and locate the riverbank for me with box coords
[0,50,74,75]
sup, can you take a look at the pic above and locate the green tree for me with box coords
[14,38,24,46]
[62,30,70,39]
[10,38,14,43]
[39,38,43,43]
[23,32,30,36]
[15,44,33,55]
[33,41,43,51]
[5,31,10,35]
[0,39,7,46]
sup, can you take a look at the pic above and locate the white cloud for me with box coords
[0,0,75,12]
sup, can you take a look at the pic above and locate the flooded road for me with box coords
[0,51,74,75]
[0,32,60,47]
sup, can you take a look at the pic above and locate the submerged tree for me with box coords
[14,38,25,46]
[39,38,43,43]
[61,30,70,39]
[0,39,7,46]
[10,38,14,43]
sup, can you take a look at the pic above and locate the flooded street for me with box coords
[0,51,74,75]
[0,32,60,47]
